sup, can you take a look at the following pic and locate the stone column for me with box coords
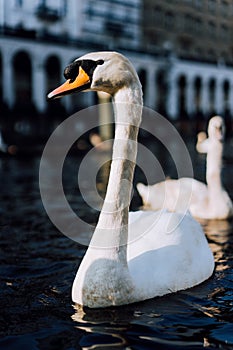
[186,75,195,117]
[215,79,224,115]
[2,49,14,108]
[32,57,46,113]
[145,67,156,110]
[0,0,5,28]
[229,82,233,115]
[166,73,178,120]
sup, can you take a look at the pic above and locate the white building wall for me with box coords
[168,60,233,119]
[0,1,233,122]
[1,34,233,119]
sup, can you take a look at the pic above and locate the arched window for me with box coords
[178,75,187,119]
[0,51,7,115]
[209,78,216,114]
[13,51,32,107]
[194,77,202,115]
[45,55,61,93]
[223,80,231,136]
[156,70,167,116]
[223,80,230,108]
[138,69,147,101]
[164,12,175,29]
[45,55,66,119]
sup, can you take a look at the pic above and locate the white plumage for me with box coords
[48,51,214,308]
[137,116,233,220]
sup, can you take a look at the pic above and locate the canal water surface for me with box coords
[0,136,233,349]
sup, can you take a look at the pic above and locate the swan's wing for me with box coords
[128,209,199,257]
[137,178,209,214]
[128,210,214,298]
[179,178,208,200]
[137,180,181,211]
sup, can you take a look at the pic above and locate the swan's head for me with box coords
[47,51,140,99]
[208,116,225,142]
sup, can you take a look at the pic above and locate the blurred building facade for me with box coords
[0,0,233,135]
[143,0,233,64]
[142,0,233,123]
[0,0,142,115]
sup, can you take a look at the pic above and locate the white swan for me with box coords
[47,51,214,308]
[137,116,233,220]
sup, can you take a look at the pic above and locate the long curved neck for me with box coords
[206,139,223,191]
[90,84,142,260]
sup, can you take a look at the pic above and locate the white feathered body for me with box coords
[137,116,233,220]
[72,210,214,308]
[48,51,214,309]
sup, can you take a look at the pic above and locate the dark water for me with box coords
[1,138,233,350]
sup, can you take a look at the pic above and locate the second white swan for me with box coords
[137,116,233,220]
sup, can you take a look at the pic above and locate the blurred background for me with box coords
[0,0,233,154]
[1,2,233,348]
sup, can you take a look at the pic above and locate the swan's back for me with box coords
[127,210,214,299]
[137,178,208,212]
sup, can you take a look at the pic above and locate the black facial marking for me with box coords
[63,59,104,83]
[64,61,80,82]
[96,59,104,66]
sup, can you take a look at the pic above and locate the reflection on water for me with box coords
[202,219,232,272]
[0,138,233,349]
[72,305,129,349]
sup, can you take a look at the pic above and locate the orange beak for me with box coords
[47,67,91,100]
